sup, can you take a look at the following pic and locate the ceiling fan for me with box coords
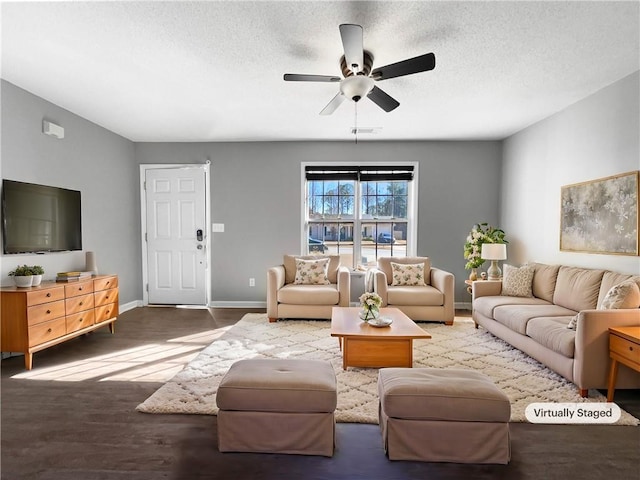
[283,24,436,115]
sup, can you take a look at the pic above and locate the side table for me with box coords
[607,326,640,402]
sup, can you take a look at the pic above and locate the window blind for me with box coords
[305,165,414,181]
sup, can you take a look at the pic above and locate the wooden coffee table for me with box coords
[330,307,432,370]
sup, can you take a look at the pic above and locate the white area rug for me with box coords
[137,313,638,425]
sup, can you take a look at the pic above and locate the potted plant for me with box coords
[29,265,45,286]
[8,264,34,288]
[463,223,508,280]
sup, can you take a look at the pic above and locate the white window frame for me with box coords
[301,161,419,269]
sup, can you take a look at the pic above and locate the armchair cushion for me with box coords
[379,257,431,286]
[388,285,444,306]
[390,262,427,286]
[277,284,340,305]
[293,257,330,285]
[284,255,340,284]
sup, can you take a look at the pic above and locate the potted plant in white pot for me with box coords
[29,265,44,286]
[8,265,34,288]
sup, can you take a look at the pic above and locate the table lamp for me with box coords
[481,243,507,281]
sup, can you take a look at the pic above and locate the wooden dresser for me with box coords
[1,274,119,370]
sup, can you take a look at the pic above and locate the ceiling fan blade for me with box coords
[320,92,346,115]
[371,52,436,81]
[367,86,400,112]
[339,24,364,73]
[284,74,341,82]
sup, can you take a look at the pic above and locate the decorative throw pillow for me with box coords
[293,258,330,285]
[391,262,426,286]
[599,280,640,310]
[566,314,579,330]
[501,264,534,297]
[567,280,640,330]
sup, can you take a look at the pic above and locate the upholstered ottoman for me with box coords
[378,368,511,464]
[216,358,337,456]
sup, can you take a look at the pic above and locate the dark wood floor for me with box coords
[2,307,639,480]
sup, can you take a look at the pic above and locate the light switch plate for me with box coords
[212,223,225,232]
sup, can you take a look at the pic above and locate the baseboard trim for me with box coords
[209,301,267,309]
[120,300,142,313]
[455,301,472,311]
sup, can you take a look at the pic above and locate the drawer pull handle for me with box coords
[79,301,83,306]
[47,328,52,333]
[105,296,110,300]
[79,287,83,291]
[630,346,634,352]
[79,318,83,323]
[46,293,51,297]
[46,310,51,314]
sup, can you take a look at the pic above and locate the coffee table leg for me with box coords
[342,338,348,370]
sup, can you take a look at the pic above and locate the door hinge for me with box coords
[146,283,149,292]
[145,232,147,242]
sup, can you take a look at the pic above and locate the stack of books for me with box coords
[56,271,93,282]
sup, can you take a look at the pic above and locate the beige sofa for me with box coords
[267,255,350,322]
[472,263,640,396]
[373,257,455,325]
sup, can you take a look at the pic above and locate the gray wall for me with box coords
[135,141,503,304]
[0,81,141,304]
[502,71,640,276]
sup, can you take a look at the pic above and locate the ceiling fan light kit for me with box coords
[283,23,436,115]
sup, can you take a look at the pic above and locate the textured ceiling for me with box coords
[2,1,638,142]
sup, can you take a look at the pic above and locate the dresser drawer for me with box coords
[95,288,118,307]
[27,301,66,326]
[94,276,118,291]
[95,303,118,323]
[28,317,66,347]
[26,287,65,306]
[64,281,94,298]
[610,334,640,368]
[65,293,95,314]
[66,309,96,334]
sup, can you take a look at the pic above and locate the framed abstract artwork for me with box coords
[560,171,639,255]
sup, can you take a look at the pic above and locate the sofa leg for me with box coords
[444,320,454,326]
[579,388,588,398]
[268,317,278,323]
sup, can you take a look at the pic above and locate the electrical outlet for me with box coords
[249,278,255,287]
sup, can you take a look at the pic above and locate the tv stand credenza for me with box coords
[1,275,119,370]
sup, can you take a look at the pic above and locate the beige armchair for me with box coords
[267,255,351,322]
[373,257,455,325]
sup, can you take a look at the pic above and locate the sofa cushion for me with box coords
[379,257,431,286]
[501,264,534,297]
[277,284,339,305]
[474,296,550,319]
[597,272,640,308]
[387,285,444,306]
[390,262,427,286]
[284,255,340,284]
[293,257,330,285]
[553,266,605,312]
[526,317,576,358]
[493,304,577,335]
[531,263,560,302]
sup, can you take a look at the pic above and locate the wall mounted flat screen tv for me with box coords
[1,179,82,254]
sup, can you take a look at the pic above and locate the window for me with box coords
[304,164,417,268]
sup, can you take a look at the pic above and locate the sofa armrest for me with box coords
[337,266,351,307]
[573,308,640,389]
[267,265,286,319]
[472,280,502,301]
[373,269,389,306]
[431,267,455,321]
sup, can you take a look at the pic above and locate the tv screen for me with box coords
[1,179,82,254]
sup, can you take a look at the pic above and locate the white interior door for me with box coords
[144,166,208,305]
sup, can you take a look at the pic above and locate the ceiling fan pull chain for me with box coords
[354,102,358,144]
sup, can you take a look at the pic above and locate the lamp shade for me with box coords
[481,243,507,260]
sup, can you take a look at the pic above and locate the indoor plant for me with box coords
[358,292,382,321]
[8,264,34,288]
[29,265,45,286]
[463,223,507,280]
